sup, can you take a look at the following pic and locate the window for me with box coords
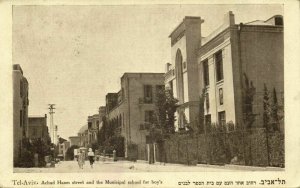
[205,93,210,111]
[203,59,209,86]
[219,88,223,105]
[215,50,224,81]
[144,85,153,103]
[205,115,211,126]
[145,110,154,123]
[88,122,92,129]
[275,17,283,26]
[218,111,226,127]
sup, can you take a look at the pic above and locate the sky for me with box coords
[12,4,283,140]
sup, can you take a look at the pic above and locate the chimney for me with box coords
[224,11,235,26]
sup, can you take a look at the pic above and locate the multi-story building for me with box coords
[78,125,88,147]
[28,114,50,143]
[58,139,70,160]
[165,11,283,130]
[98,106,106,121]
[13,64,29,166]
[87,114,100,145]
[69,136,80,146]
[105,73,164,159]
[198,12,283,128]
[165,16,203,131]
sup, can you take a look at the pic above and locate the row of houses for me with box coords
[69,11,284,162]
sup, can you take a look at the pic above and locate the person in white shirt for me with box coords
[88,148,95,168]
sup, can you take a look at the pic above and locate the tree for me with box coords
[165,89,179,134]
[271,88,280,131]
[263,84,273,132]
[242,73,256,129]
[98,116,107,146]
[65,145,79,160]
[154,88,178,136]
[199,89,206,134]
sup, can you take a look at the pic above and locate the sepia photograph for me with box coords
[1,0,300,187]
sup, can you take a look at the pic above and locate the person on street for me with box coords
[77,150,85,169]
[88,148,95,168]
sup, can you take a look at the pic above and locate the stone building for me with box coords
[13,64,29,166]
[105,73,164,159]
[165,12,283,131]
[28,114,50,142]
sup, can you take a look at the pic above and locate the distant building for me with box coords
[13,64,29,166]
[105,73,164,159]
[165,12,283,131]
[28,114,50,143]
[58,138,70,160]
[98,106,106,121]
[69,136,80,146]
[78,125,88,147]
[87,114,100,145]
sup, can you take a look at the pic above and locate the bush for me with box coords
[127,143,138,161]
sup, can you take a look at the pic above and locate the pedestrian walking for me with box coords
[88,148,95,168]
[77,150,85,169]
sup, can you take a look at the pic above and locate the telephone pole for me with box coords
[48,104,56,144]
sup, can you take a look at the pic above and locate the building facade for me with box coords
[105,73,164,159]
[166,12,283,131]
[69,136,80,146]
[13,64,29,165]
[165,16,204,131]
[87,114,100,145]
[58,140,70,160]
[78,125,88,147]
[198,12,283,129]
[28,114,50,142]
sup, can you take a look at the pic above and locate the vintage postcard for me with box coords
[0,0,299,187]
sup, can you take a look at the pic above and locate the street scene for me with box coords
[12,4,284,173]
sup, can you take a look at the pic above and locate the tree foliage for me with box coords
[263,83,272,131]
[97,115,125,156]
[154,88,178,136]
[242,73,256,129]
[65,145,79,160]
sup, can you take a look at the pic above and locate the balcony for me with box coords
[165,69,175,80]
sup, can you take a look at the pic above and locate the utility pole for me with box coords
[48,104,55,144]
[55,125,58,145]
